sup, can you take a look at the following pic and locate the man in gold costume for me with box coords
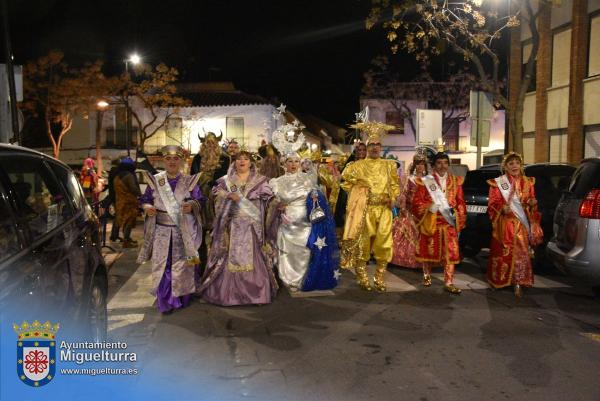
[340,126,399,292]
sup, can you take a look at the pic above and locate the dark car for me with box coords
[460,163,575,269]
[0,144,107,340]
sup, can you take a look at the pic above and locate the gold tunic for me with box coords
[340,158,400,266]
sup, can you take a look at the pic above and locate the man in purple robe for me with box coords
[137,145,204,314]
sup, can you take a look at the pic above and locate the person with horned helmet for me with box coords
[190,131,229,271]
[411,152,467,294]
[340,122,400,292]
[486,152,543,298]
[137,145,204,314]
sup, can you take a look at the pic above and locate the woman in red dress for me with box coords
[486,152,542,298]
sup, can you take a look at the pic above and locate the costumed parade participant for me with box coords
[190,131,230,271]
[486,152,542,298]
[412,152,466,294]
[390,150,428,268]
[113,157,141,248]
[79,157,100,205]
[334,142,367,232]
[258,142,285,179]
[199,151,278,306]
[268,127,339,292]
[226,139,240,160]
[340,122,399,292]
[137,145,204,314]
[266,104,339,292]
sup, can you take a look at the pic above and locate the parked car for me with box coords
[449,164,469,178]
[460,163,575,269]
[547,158,600,294]
[0,144,108,340]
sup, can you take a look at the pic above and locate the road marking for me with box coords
[345,265,419,292]
[582,332,600,344]
[108,313,146,332]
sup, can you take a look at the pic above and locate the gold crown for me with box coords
[13,320,60,340]
[349,121,396,144]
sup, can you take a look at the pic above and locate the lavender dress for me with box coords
[139,175,204,313]
[199,167,278,306]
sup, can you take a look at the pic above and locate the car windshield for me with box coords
[568,160,600,198]
[463,169,501,191]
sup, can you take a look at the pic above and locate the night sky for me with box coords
[2,0,425,127]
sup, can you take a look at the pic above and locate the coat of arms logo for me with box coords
[13,320,60,387]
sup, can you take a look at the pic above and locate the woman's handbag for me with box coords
[309,196,326,224]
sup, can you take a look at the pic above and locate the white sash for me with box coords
[495,175,530,235]
[422,174,455,227]
[224,175,261,222]
[154,171,181,227]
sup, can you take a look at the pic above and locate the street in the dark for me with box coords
[106,241,600,401]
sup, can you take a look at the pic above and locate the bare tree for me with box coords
[367,0,546,153]
[363,55,479,141]
[116,63,190,152]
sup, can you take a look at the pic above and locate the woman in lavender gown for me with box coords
[199,151,278,306]
[137,145,204,314]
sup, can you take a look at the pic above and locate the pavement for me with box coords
[101,225,600,401]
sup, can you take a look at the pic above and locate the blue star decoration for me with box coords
[314,236,327,250]
[333,269,341,280]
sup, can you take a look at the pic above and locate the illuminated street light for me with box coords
[129,53,141,65]
[97,100,109,109]
[123,52,142,157]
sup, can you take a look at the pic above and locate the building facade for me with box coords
[360,98,505,170]
[514,0,600,163]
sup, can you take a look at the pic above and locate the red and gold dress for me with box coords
[486,175,541,288]
[412,174,466,265]
[391,175,420,268]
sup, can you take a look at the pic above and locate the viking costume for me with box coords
[486,152,542,295]
[137,146,204,313]
[190,131,230,271]
[412,152,466,294]
[199,161,278,306]
[340,122,399,292]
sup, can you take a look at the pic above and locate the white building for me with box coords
[360,98,505,170]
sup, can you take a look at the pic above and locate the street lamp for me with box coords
[124,53,142,156]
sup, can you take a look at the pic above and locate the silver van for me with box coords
[547,158,600,294]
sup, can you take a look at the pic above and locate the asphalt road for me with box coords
[106,246,600,401]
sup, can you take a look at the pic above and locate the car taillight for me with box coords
[579,189,600,219]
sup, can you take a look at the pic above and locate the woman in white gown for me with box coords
[269,153,317,291]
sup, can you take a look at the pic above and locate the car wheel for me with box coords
[88,274,108,341]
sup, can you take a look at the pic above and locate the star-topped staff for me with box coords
[333,269,342,280]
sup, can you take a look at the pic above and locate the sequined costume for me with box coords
[487,175,540,288]
[391,175,420,268]
[412,173,466,287]
[269,171,316,290]
[137,174,204,313]
[340,158,400,291]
